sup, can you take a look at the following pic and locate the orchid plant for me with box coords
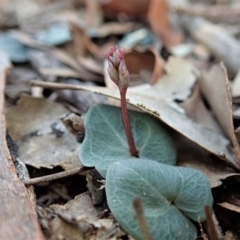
[80,46,213,240]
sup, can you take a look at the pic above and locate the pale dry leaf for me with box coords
[200,63,240,166]
[231,69,240,98]
[72,23,102,58]
[176,133,239,188]
[10,30,102,82]
[65,192,105,221]
[37,205,84,240]
[130,57,197,112]
[218,202,240,214]
[153,57,196,101]
[6,95,82,169]
[78,57,104,75]
[33,80,238,168]
[181,84,222,133]
[50,193,123,239]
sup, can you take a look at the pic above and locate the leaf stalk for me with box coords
[120,89,138,157]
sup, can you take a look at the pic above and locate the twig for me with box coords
[204,205,220,240]
[23,167,90,186]
[31,79,100,91]
[133,198,153,240]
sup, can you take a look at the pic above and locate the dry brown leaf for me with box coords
[6,95,82,169]
[176,133,238,188]
[72,23,102,58]
[65,192,104,221]
[181,84,222,133]
[78,57,103,75]
[200,63,240,166]
[37,205,84,240]
[148,0,183,48]
[100,0,149,18]
[46,192,126,239]
[125,47,164,85]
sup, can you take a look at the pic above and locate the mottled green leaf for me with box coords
[80,104,177,177]
[106,159,213,240]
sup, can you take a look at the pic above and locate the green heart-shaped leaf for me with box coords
[80,104,177,177]
[106,159,213,240]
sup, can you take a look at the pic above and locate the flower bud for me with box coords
[107,46,129,91]
[118,61,129,90]
[107,61,119,84]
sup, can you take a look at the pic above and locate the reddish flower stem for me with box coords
[120,89,138,158]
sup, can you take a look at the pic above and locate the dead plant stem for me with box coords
[23,167,90,186]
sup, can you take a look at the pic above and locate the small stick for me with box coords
[31,80,94,90]
[133,198,153,240]
[204,205,220,240]
[23,167,89,186]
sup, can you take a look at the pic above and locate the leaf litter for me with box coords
[2,0,240,239]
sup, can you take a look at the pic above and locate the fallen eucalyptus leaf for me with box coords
[35,23,72,46]
[181,84,222,133]
[31,81,238,168]
[6,95,81,169]
[119,28,153,48]
[80,104,177,177]
[106,159,213,240]
[130,56,197,112]
[0,32,28,62]
[201,63,240,165]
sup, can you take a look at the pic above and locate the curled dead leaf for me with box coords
[200,63,240,166]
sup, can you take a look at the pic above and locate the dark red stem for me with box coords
[120,89,138,158]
